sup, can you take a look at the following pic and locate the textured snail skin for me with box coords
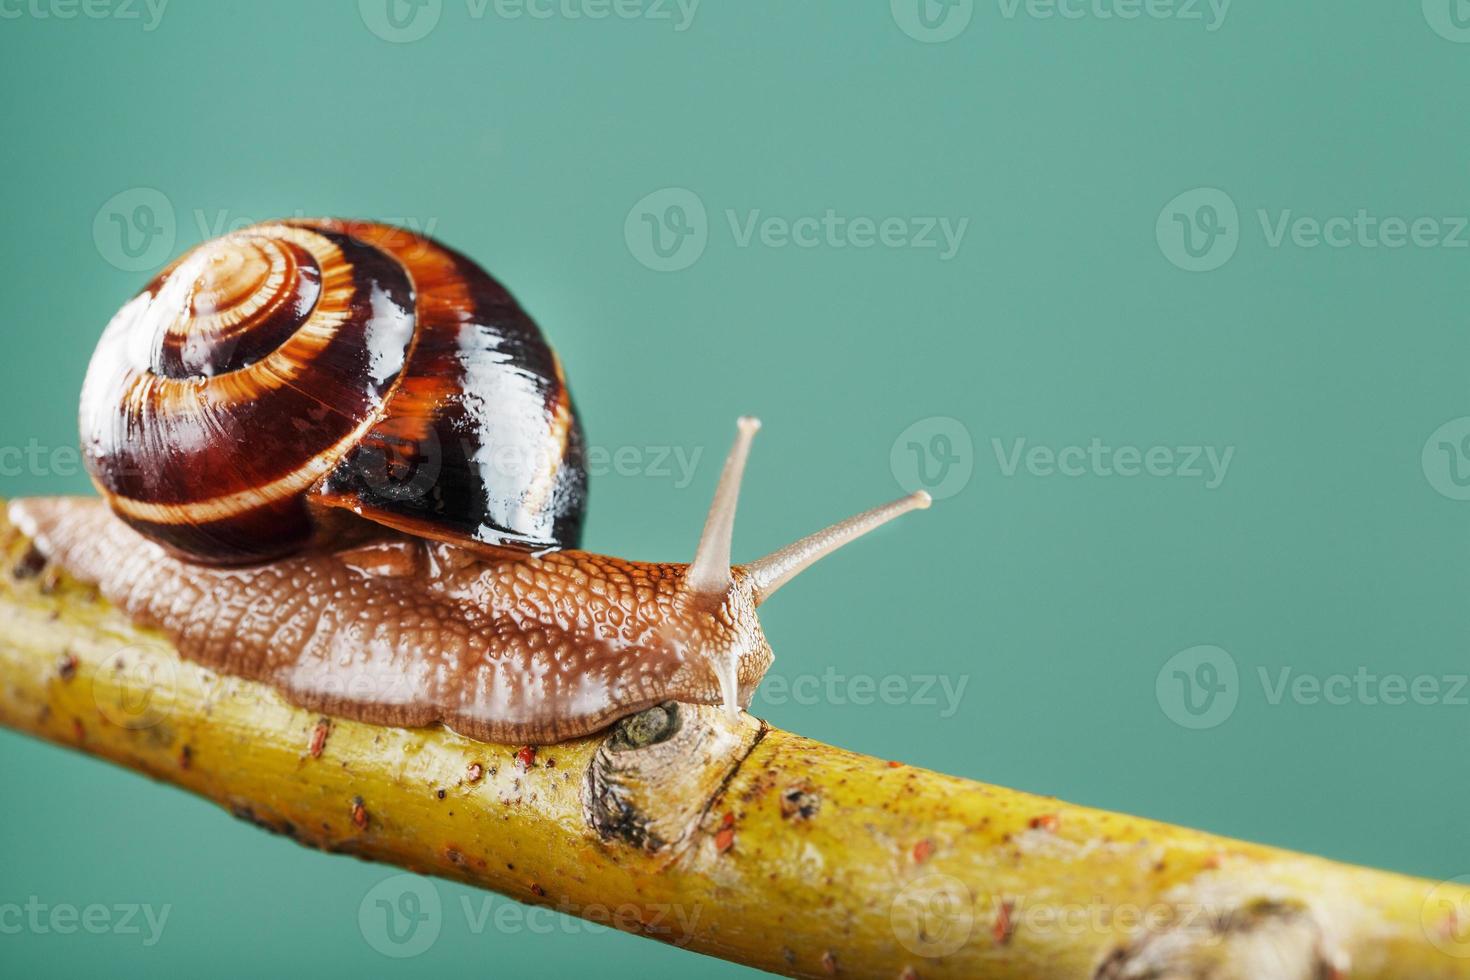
[11,498,772,744]
[80,219,586,566]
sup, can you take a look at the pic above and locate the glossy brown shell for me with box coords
[80,219,587,565]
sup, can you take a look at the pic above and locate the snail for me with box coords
[9,219,929,744]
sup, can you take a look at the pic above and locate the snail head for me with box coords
[665,417,931,719]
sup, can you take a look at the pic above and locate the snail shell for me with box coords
[80,219,586,565]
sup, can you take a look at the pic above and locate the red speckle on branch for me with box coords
[308,719,330,759]
[993,900,1015,946]
[466,762,485,783]
[715,812,736,853]
[1029,814,1060,833]
[912,838,935,863]
[515,746,536,771]
[351,796,368,830]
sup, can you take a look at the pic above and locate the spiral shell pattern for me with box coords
[81,219,587,565]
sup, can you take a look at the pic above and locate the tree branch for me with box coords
[0,508,1465,979]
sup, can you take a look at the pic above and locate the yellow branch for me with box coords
[0,510,1466,979]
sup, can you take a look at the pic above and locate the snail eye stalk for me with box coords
[744,492,931,606]
[683,416,931,605]
[684,416,761,597]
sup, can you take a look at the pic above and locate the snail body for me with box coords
[11,221,928,744]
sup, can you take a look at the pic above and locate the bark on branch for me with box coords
[0,509,1465,979]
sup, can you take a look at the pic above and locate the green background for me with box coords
[2,1,1468,976]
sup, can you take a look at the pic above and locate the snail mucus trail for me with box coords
[9,219,930,744]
